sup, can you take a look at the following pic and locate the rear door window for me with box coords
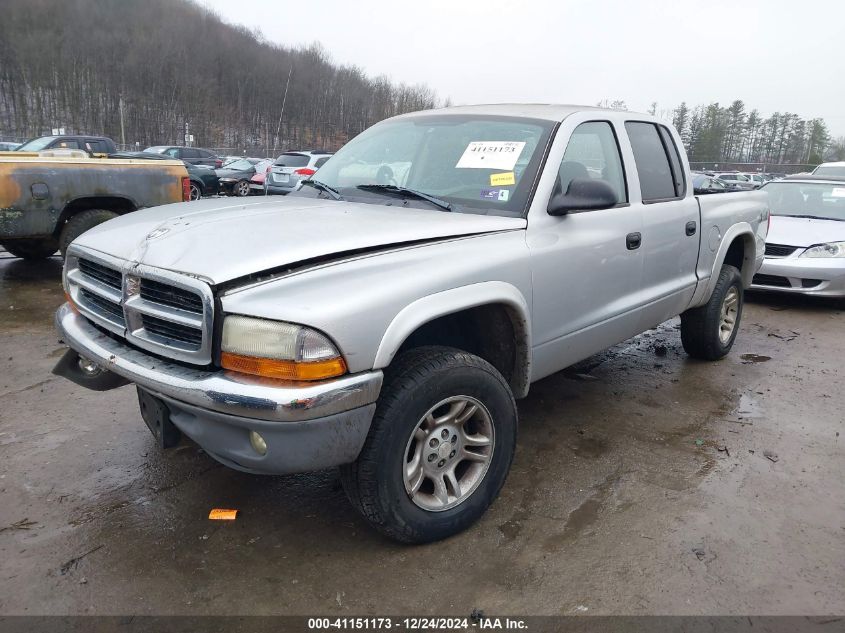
[314,156,331,168]
[657,125,685,197]
[182,148,199,159]
[625,122,677,202]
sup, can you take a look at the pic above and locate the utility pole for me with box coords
[272,66,293,156]
[119,95,126,149]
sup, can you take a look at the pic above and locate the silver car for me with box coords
[752,177,845,296]
[265,150,332,195]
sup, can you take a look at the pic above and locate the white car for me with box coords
[752,176,845,296]
[813,161,845,179]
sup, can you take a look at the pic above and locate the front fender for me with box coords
[373,281,532,397]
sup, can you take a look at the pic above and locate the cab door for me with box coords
[527,119,645,381]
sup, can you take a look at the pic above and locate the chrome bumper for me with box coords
[55,303,383,422]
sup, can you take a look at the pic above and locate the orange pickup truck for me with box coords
[0,151,189,259]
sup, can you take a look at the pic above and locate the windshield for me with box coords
[763,181,845,221]
[17,136,59,151]
[813,165,845,179]
[311,114,555,216]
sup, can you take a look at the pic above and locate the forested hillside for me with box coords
[0,0,438,152]
[670,100,842,165]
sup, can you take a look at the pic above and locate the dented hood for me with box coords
[74,197,526,284]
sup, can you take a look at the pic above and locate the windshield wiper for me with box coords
[356,184,452,212]
[301,179,343,200]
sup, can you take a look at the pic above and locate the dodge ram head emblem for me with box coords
[146,227,170,240]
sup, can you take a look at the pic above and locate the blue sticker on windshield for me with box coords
[481,188,510,201]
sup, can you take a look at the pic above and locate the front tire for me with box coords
[341,346,517,544]
[59,209,119,257]
[681,264,743,360]
[1,238,59,260]
[189,182,202,201]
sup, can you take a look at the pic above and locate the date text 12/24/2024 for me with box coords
[307,617,529,630]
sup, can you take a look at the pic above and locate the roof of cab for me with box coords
[391,103,645,122]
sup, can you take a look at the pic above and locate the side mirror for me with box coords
[547,177,619,216]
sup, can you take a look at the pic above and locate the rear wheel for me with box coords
[0,238,59,260]
[341,346,517,543]
[59,209,119,257]
[234,180,251,197]
[189,182,202,200]
[681,264,743,360]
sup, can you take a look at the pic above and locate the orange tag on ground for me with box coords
[208,508,238,520]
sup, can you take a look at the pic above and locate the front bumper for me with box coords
[751,256,845,297]
[55,304,383,473]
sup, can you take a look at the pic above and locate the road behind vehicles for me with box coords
[53,104,768,543]
[751,176,845,296]
[144,146,222,168]
[15,135,117,154]
[265,150,333,195]
[0,152,189,259]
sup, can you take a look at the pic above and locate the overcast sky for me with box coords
[197,0,845,136]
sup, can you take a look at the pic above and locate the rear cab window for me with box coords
[624,122,685,202]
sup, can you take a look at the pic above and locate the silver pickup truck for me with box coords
[53,105,768,543]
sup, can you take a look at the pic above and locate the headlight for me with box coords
[220,315,347,381]
[800,241,845,258]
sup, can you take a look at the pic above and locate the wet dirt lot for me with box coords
[0,249,843,616]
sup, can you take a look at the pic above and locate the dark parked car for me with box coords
[216,158,263,196]
[109,151,219,200]
[0,141,21,151]
[144,146,222,168]
[16,135,117,154]
[265,150,333,195]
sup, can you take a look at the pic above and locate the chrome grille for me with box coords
[78,258,122,289]
[65,250,214,365]
[141,314,204,348]
[140,278,203,313]
[79,288,125,325]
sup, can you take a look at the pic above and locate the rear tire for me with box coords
[1,238,59,260]
[681,264,743,360]
[189,182,202,201]
[340,346,517,544]
[59,209,119,257]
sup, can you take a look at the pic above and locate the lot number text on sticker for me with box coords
[456,141,526,170]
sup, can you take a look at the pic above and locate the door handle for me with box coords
[686,221,697,236]
[626,232,642,250]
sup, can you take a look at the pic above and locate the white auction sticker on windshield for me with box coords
[456,141,526,170]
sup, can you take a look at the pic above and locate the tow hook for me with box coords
[52,349,130,391]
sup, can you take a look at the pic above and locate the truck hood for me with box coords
[768,215,845,248]
[75,197,526,284]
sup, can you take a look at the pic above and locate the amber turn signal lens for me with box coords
[65,291,79,313]
[221,352,347,381]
